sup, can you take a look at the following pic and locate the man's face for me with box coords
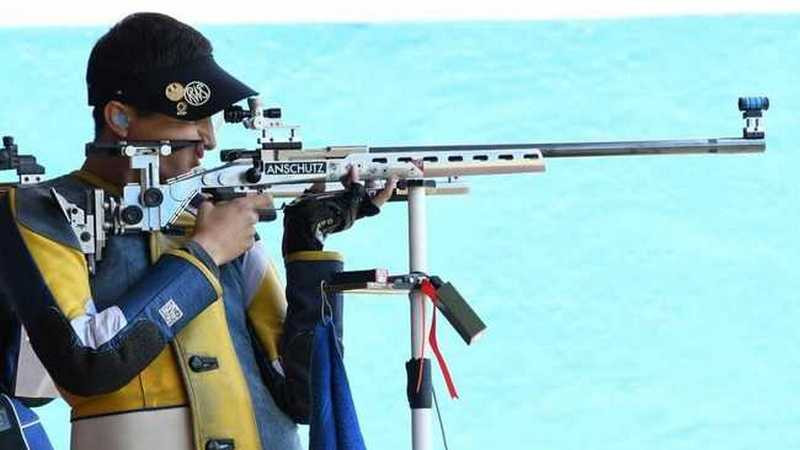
[125,112,217,181]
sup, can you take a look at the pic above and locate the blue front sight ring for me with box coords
[738,97,769,111]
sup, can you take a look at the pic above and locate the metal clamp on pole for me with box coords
[326,270,487,346]
[417,276,487,345]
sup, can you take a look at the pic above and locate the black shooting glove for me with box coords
[281,181,380,256]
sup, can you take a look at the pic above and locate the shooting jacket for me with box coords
[0,170,344,450]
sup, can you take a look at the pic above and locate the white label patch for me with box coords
[263,161,327,175]
[184,81,211,106]
[159,299,184,327]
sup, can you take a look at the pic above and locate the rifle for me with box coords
[53,96,767,273]
[0,136,60,405]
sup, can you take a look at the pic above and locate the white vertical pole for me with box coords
[407,183,432,450]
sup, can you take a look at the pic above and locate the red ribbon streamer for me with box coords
[415,279,459,399]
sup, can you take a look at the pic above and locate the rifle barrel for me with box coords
[371,137,764,158]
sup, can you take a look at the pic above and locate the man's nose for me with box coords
[198,117,216,151]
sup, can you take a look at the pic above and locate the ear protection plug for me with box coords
[112,112,129,129]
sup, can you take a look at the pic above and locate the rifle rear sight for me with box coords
[224,102,302,151]
[1,136,45,183]
[223,105,282,123]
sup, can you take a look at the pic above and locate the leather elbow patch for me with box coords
[30,307,166,397]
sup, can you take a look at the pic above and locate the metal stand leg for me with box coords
[407,181,432,450]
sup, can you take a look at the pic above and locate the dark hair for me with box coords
[87,12,213,136]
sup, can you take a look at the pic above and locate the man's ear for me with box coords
[103,101,134,138]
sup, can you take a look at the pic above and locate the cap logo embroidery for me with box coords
[176,101,188,116]
[165,82,185,102]
[184,81,211,106]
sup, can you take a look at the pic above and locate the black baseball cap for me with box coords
[88,55,257,121]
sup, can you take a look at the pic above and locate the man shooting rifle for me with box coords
[0,13,392,450]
